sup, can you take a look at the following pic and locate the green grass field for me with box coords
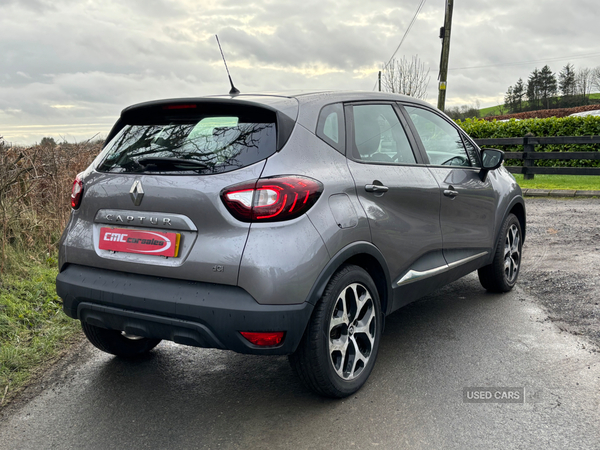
[479,93,600,117]
[513,174,600,190]
[479,104,505,117]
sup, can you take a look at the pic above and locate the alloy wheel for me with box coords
[329,283,376,380]
[504,223,521,283]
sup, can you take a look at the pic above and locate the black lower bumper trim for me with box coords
[56,264,314,355]
[78,303,227,349]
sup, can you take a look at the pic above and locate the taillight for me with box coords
[221,176,323,222]
[240,331,285,347]
[71,173,84,209]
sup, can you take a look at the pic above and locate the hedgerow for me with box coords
[456,116,600,168]
[0,137,101,406]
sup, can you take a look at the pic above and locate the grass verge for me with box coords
[0,247,81,408]
[513,174,600,191]
[0,139,100,409]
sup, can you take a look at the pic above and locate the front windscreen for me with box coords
[96,112,277,175]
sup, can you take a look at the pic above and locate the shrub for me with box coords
[0,138,102,271]
[0,137,101,404]
[456,116,600,168]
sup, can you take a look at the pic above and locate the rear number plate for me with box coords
[99,227,180,257]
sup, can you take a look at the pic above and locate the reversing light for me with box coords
[71,173,84,209]
[240,331,285,347]
[221,176,323,222]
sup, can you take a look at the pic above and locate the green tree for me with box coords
[512,78,525,112]
[504,85,514,113]
[526,68,541,110]
[504,78,526,114]
[559,63,577,107]
[538,65,557,109]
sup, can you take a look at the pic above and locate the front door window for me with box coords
[404,106,471,167]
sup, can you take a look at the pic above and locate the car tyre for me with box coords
[289,264,382,398]
[478,213,522,292]
[81,322,161,358]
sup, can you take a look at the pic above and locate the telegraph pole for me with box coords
[437,0,454,111]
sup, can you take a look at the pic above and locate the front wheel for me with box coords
[82,322,161,358]
[478,213,523,292]
[289,264,382,398]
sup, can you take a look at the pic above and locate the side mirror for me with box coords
[481,148,504,170]
[479,148,504,181]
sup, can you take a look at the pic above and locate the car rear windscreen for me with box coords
[96,107,277,175]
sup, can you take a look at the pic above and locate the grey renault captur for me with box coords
[56,91,525,398]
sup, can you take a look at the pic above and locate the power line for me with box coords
[373,0,427,90]
[383,0,427,69]
[449,51,600,71]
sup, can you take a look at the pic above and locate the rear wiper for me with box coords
[136,157,210,171]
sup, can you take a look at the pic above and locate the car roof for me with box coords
[122,90,434,116]
[209,90,433,108]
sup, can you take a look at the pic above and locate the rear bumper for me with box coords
[56,264,314,355]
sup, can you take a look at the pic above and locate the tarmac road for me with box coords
[1,199,599,449]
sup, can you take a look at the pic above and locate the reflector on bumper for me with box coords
[240,331,285,347]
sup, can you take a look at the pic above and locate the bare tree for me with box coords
[591,66,600,93]
[381,55,430,100]
[445,102,481,121]
[576,67,592,104]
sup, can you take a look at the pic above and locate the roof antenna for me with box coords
[215,35,240,96]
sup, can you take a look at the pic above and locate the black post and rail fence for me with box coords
[473,133,600,179]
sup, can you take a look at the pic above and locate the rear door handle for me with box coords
[443,189,459,198]
[365,184,389,193]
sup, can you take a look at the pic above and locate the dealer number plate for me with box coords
[99,227,180,257]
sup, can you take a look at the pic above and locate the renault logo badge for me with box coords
[129,180,144,206]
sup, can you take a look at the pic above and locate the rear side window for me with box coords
[316,103,345,153]
[350,104,416,164]
[97,109,276,175]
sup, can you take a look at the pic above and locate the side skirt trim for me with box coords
[396,252,488,287]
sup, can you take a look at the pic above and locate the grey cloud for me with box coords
[218,19,396,70]
[0,0,56,13]
[2,0,600,145]
[122,0,187,18]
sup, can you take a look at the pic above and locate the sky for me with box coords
[1,0,599,145]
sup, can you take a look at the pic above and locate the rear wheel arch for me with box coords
[306,242,391,316]
[509,201,526,242]
[290,263,382,397]
[345,253,389,317]
[493,197,526,256]
[478,212,523,292]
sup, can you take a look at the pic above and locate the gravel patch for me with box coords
[520,198,600,346]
